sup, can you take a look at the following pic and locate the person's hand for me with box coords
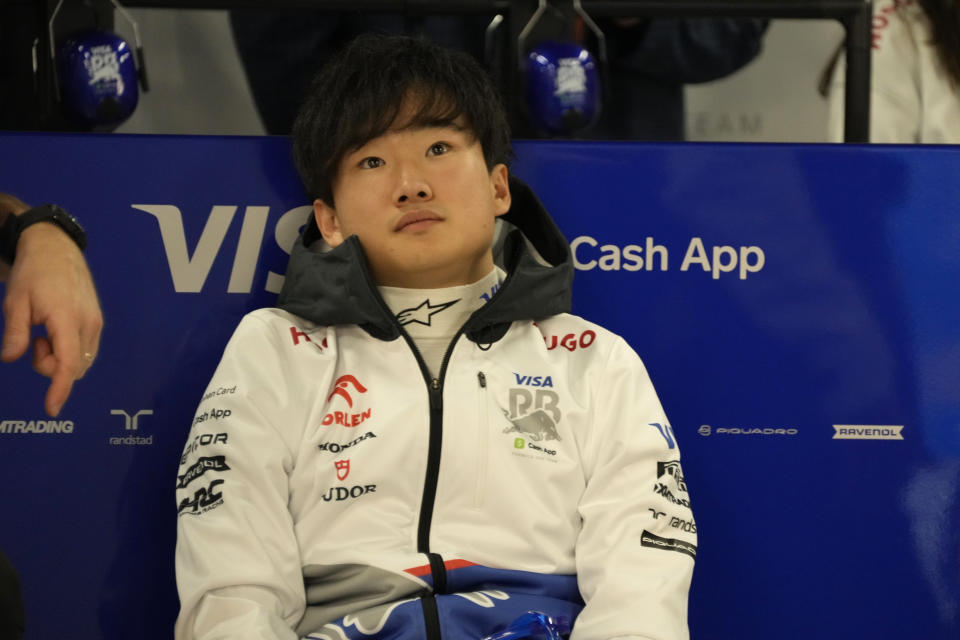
[1,201,103,417]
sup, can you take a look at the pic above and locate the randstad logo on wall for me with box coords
[570,235,766,280]
[108,409,154,445]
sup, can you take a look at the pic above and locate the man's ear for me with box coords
[490,164,511,217]
[314,199,344,247]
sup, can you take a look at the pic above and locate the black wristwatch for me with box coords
[0,204,87,265]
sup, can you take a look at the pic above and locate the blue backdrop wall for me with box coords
[0,133,957,639]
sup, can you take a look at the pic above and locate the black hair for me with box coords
[292,33,513,205]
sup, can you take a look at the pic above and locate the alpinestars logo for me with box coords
[396,298,459,326]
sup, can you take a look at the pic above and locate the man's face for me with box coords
[314,117,511,289]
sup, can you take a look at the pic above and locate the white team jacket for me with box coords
[174,178,696,640]
[829,0,960,143]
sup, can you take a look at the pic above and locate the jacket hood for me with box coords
[277,175,573,343]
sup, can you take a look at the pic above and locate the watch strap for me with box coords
[0,211,19,266]
[0,204,87,265]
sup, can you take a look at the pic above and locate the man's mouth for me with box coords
[395,210,442,232]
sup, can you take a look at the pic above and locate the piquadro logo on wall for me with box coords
[698,423,798,437]
[832,424,904,441]
[108,409,154,445]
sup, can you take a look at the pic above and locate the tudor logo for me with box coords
[335,459,350,481]
[321,484,376,502]
[327,375,368,408]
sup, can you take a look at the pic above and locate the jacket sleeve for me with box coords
[572,336,695,640]
[174,314,308,640]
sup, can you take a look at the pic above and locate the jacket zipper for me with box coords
[355,257,486,639]
[474,371,489,509]
[397,325,467,640]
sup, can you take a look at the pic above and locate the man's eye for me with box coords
[428,142,450,156]
[360,157,384,169]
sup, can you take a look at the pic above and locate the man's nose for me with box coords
[394,165,433,204]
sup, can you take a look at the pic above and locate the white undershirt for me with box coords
[378,268,505,378]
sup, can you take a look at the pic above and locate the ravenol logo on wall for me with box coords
[832,425,904,441]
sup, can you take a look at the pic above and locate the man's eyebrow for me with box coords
[344,120,471,157]
[396,119,468,133]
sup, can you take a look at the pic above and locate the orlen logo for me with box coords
[131,203,311,294]
[322,375,372,427]
[327,375,367,407]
